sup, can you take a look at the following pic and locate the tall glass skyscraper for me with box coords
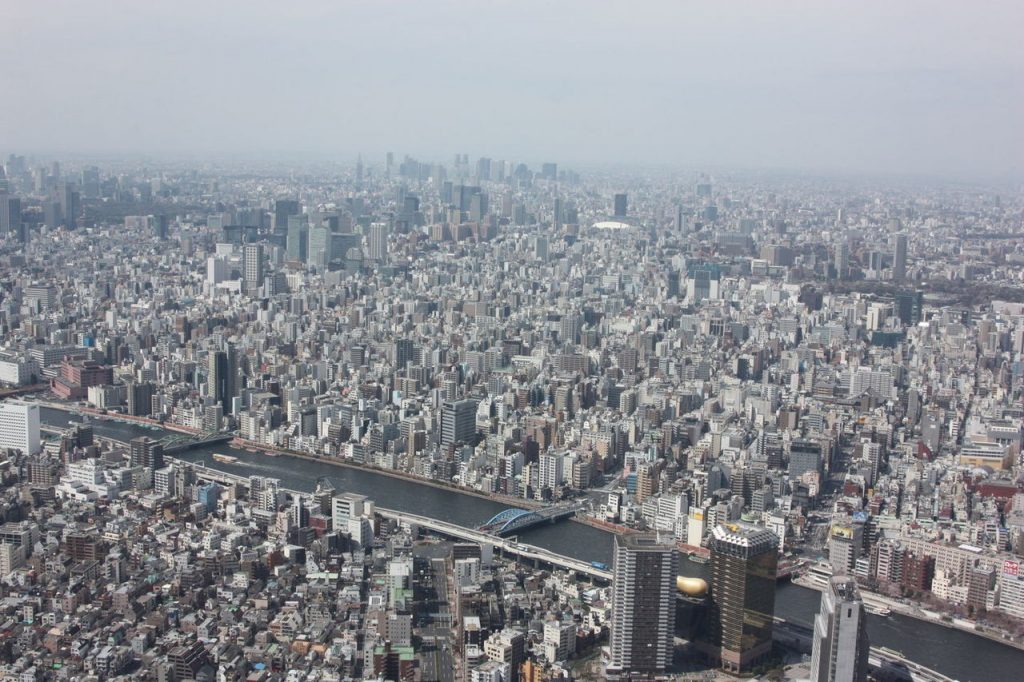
[699,523,779,673]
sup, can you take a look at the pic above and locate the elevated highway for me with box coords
[378,507,612,581]
[170,459,614,582]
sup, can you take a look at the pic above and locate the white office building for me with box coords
[0,401,40,454]
[810,577,870,682]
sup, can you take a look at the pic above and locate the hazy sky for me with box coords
[2,1,1022,179]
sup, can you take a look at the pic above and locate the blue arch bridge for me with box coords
[477,503,581,536]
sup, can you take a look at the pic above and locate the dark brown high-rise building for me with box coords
[167,639,209,681]
[65,532,101,562]
[126,381,154,417]
[613,193,628,218]
[900,552,934,592]
[130,436,164,472]
[26,459,58,488]
[966,565,994,613]
[700,523,779,674]
[0,195,22,241]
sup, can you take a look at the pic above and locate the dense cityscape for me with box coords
[0,150,1021,682]
[2,0,1023,679]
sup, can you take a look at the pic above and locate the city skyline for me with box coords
[2,1,1022,180]
[1,2,1023,679]
[0,143,1022,680]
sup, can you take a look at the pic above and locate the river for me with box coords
[41,407,1024,680]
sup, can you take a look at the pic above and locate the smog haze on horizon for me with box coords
[1,0,1022,180]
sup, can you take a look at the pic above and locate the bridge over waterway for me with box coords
[477,502,583,536]
[169,458,613,581]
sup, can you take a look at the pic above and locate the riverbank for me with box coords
[37,400,553,512]
[43,400,631,536]
[39,403,1024,656]
[792,574,1024,652]
[231,436,552,512]
[35,403,1024,680]
[0,383,48,399]
[573,515,638,535]
[36,400,202,436]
